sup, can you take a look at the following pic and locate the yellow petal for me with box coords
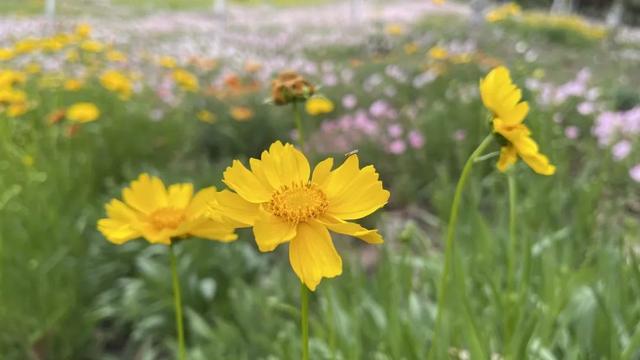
[259,141,310,188]
[501,101,529,124]
[187,218,238,242]
[289,222,342,291]
[253,211,297,252]
[497,145,517,172]
[167,183,193,209]
[185,186,216,218]
[520,151,556,176]
[97,199,141,244]
[323,158,390,220]
[212,189,260,226]
[122,173,168,214]
[319,215,384,244]
[223,160,272,203]
[311,157,334,185]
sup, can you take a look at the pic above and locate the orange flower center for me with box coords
[266,183,329,224]
[149,207,185,230]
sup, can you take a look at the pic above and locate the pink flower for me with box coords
[408,130,425,149]
[577,101,595,116]
[630,164,640,182]
[342,94,357,109]
[453,129,466,142]
[387,124,403,138]
[612,140,632,161]
[565,126,580,139]
[388,139,406,154]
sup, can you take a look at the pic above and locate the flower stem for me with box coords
[301,282,310,360]
[429,133,494,359]
[169,243,186,360]
[293,101,305,149]
[507,173,517,292]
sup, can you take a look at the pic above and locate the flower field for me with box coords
[1,1,640,359]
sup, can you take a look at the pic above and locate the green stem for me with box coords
[293,101,305,148]
[169,243,186,360]
[507,173,517,291]
[429,133,494,359]
[301,282,310,360]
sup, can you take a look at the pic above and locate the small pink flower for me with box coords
[629,164,640,182]
[453,129,466,142]
[342,94,357,109]
[577,101,595,116]
[408,130,425,149]
[565,126,580,140]
[387,124,403,138]
[612,140,632,161]
[388,139,406,154]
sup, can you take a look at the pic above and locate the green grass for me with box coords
[1,10,640,360]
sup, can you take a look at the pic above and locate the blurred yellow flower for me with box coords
[97,173,238,245]
[22,155,34,167]
[65,49,80,62]
[159,56,177,69]
[81,40,105,53]
[75,23,92,38]
[100,70,133,100]
[66,102,100,123]
[0,48,15,61]
[428,45,448,60]
[486,3,521,23]
[403,42,418,55]
[432,0,445,5]
[197,110,216,124]
[385,24,404,36]
[7,103,27,117]
[173,69,199,92]
[25,63,41,74]
[106,50,127,63]
[230,106,253,122]
[480,66,555,175]
[14,38,38,54]
[305,97,334,116]
[214,141,389,290]
[64,79,83,91]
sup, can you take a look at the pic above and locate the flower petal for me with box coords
[167,183,193,209]
[212,190,260,226]
[319,215,384,244]
[122,173,168,214]
[187,218,238,242]
[97,199,141,244]
[311,157,334,185]
[253,211,297,252]
[223,160,272,203]
[289,222,342,291]
[259,141,310,188]
[497,145,517,172]
[520,151,556,176]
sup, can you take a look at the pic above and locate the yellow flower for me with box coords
[22,155,35,167]
[81,40,104,53]
[230,106,253,122]
[66,102,100,123]
[25,63,41,74]
[100,70,133,100]
[7,102,27,117]
[0,48,15,61]
[428,46,448,60]
[214,141,390,290]
[403,42,418,55]
[64,79,83,91]
[305,97,334,116]
[75,23,92,38]
[98,173,238,245]
[106,50,127,63]
[197,110,216,124]
[385,24,404,36]
[480,66,555,175]
[66,49,80,62]
[173,69,199,92]
[159,56,177,69]
[485,3,521,22]
[432,0,445,5]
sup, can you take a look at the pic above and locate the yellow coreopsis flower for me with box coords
[98,173,238,245]
[305,97,334,116]
[229,106,253,122]
[81,40,105,53]
[64,79,83,91]
[384,24,404,36]
[0,48,15,61]
[159,56,177,69]
[100,70,133,100]
[197,110,216,124]
[480,66,555,175]
[106,50,127,63]
[75,23,92,38]
[66,102,100,123]
[428,45,448,60]
[213,141,390,290]
[173,69,199,92]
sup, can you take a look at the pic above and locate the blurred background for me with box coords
[1,0,639,359]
